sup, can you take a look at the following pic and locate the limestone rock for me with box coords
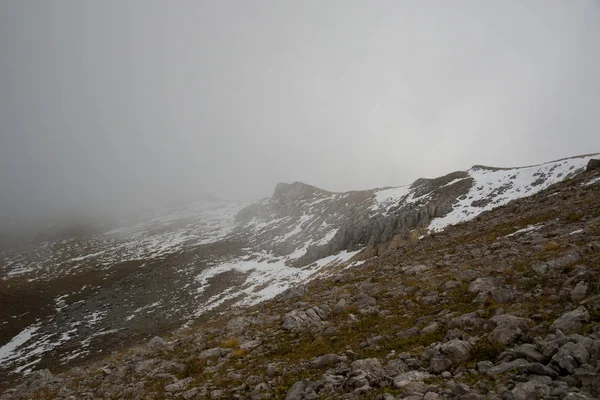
[282,305,329,331]
[488,314,532,345]
[550,307,590,334]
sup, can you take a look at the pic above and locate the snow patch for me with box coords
[505,223,544,238]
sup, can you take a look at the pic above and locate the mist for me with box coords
[1,1,599,232]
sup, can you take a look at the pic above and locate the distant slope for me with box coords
[0,153,597,379]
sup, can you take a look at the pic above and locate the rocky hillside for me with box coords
[0,154,598,394]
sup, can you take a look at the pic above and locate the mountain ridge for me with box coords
[2,154,600,399]
[0,153,598,387]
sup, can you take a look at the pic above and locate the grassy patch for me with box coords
[471,337,506,362]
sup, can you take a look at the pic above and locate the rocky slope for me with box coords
[0,154,598,392]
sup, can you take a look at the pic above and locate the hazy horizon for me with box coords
[1,1,600,231]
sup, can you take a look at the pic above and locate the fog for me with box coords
[1,1,599,232]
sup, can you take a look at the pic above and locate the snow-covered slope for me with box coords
[0,154,597,379]
[428,157,591,231]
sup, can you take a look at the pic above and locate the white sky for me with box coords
[1,1,599,229]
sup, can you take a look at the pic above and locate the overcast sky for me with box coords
[1,1,599,229]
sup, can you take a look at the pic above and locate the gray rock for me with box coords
[285,380,316,400]
[511,380,551,400]
[403,395,424,400]
[385,359,408,376]
[536,339,560,359]
[278,285,308,302]
[148,336,168,350]
[424,392,441,400]
[344,370,370,391]
[490,287,517,303]
[393,371,433,388]
[333,299,347,314]
[551,342,590,374]
[486,358,532,376]
[550,307,590,334]
[181,388,199,399]
[226,316,253,334]
[443,280,462,291]
[437,339,473,363]
[546,253,580,271]
[531,264,549,275]
[198,347,232,359]
[8,369,56,399]
[403,264,431,274]
[449,311,484,329]
[468,277,502,293]
[476,361,493,373]
[367,335,386,347]
[404,380,427,394]
[513,343,546,363]
[571,282,589,302]
[563,393,595,400]
[351,358,385,379]
[429,357,452,374]
[282,305,329,331]
[488,314,531,345]
[353,293,377,309]
[586,158,600,171]
[165,377,193,392]
[135,358,158,373]
[312,354,342,368]
[421,322,439,334]
[397,327,420,340]
[240,338,262,351]
[525,362,559,378]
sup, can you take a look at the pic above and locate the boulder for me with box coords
[312,354,342,368]
[226,316,254,335]
[198,347,231,359]
[393,371,432,388]
[165,377,193,392]
[511,380,551,400]
[285,380,317,400]
[449,311,484,329]
[571,282,589,302]
[437,339,473,364]
[586,159,600,172]
[550,307,590,334]
[429,357,453,374]
[282,305,329,331]
[487,359,532,376]
[488,314,532,345]
[351,358,385,379]
[513,343,546,363]
[147,336,168,351]
[551,342,590,374]
[468,277,502,293]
